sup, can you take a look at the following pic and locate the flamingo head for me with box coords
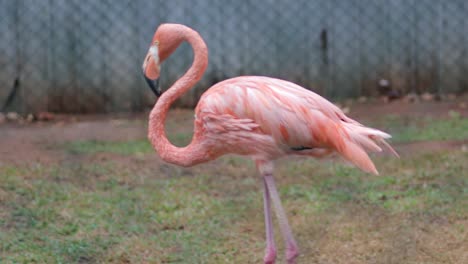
[142,24,185,96]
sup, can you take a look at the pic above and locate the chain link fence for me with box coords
[0,0,467,113]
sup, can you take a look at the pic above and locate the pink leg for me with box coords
[264,174,299,264]
[263,177,276,264]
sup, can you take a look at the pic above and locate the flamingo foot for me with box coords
[263,247,276,264]
[286,239,299,264]
[286,245,299,264]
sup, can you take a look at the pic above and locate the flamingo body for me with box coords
[195,76,393,174]
[142,24,397,264]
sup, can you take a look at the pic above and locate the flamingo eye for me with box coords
[154,41,159,46]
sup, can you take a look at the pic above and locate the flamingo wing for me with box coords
[197,76,397,174]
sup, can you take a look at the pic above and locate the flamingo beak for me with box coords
[144,74,161,97]
[142,44,162,97]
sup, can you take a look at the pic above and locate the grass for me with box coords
[1,152,467,263]
[63,110,467,158]
[372,110,468,142]
[277,151,467,215]
[65,131,192,155]
[66,139,152,155]
[1,111,467,263]
[0,162,258,263]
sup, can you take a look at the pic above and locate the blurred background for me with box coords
[0,0,467,113]
[0,1,467,263]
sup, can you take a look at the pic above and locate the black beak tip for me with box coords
[144,74,161,97]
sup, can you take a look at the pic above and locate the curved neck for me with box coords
[148,27,209,167]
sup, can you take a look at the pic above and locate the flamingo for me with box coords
[142,24,397,264]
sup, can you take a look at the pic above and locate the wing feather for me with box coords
[197,76,397,174]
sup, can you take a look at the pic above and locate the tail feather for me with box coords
[333,122,398,175]
[375,137,400,158]
[339,141,379,175]
[343,123,398,156]
[351,133,382,152]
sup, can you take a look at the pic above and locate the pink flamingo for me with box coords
[142,24,397,264]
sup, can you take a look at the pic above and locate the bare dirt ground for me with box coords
[1,96,466,165]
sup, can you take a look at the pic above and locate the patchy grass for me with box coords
[1,109,467,263]
[0,161,260,263]
[372,111,468,142]
[63,111,467,157]
[66,139,152,155]
[276,150,467,216]
[1,149,466,263]
[65,132,191,155]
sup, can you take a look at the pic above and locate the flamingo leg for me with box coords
[264,174,299,264]
[263,177,276,264]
